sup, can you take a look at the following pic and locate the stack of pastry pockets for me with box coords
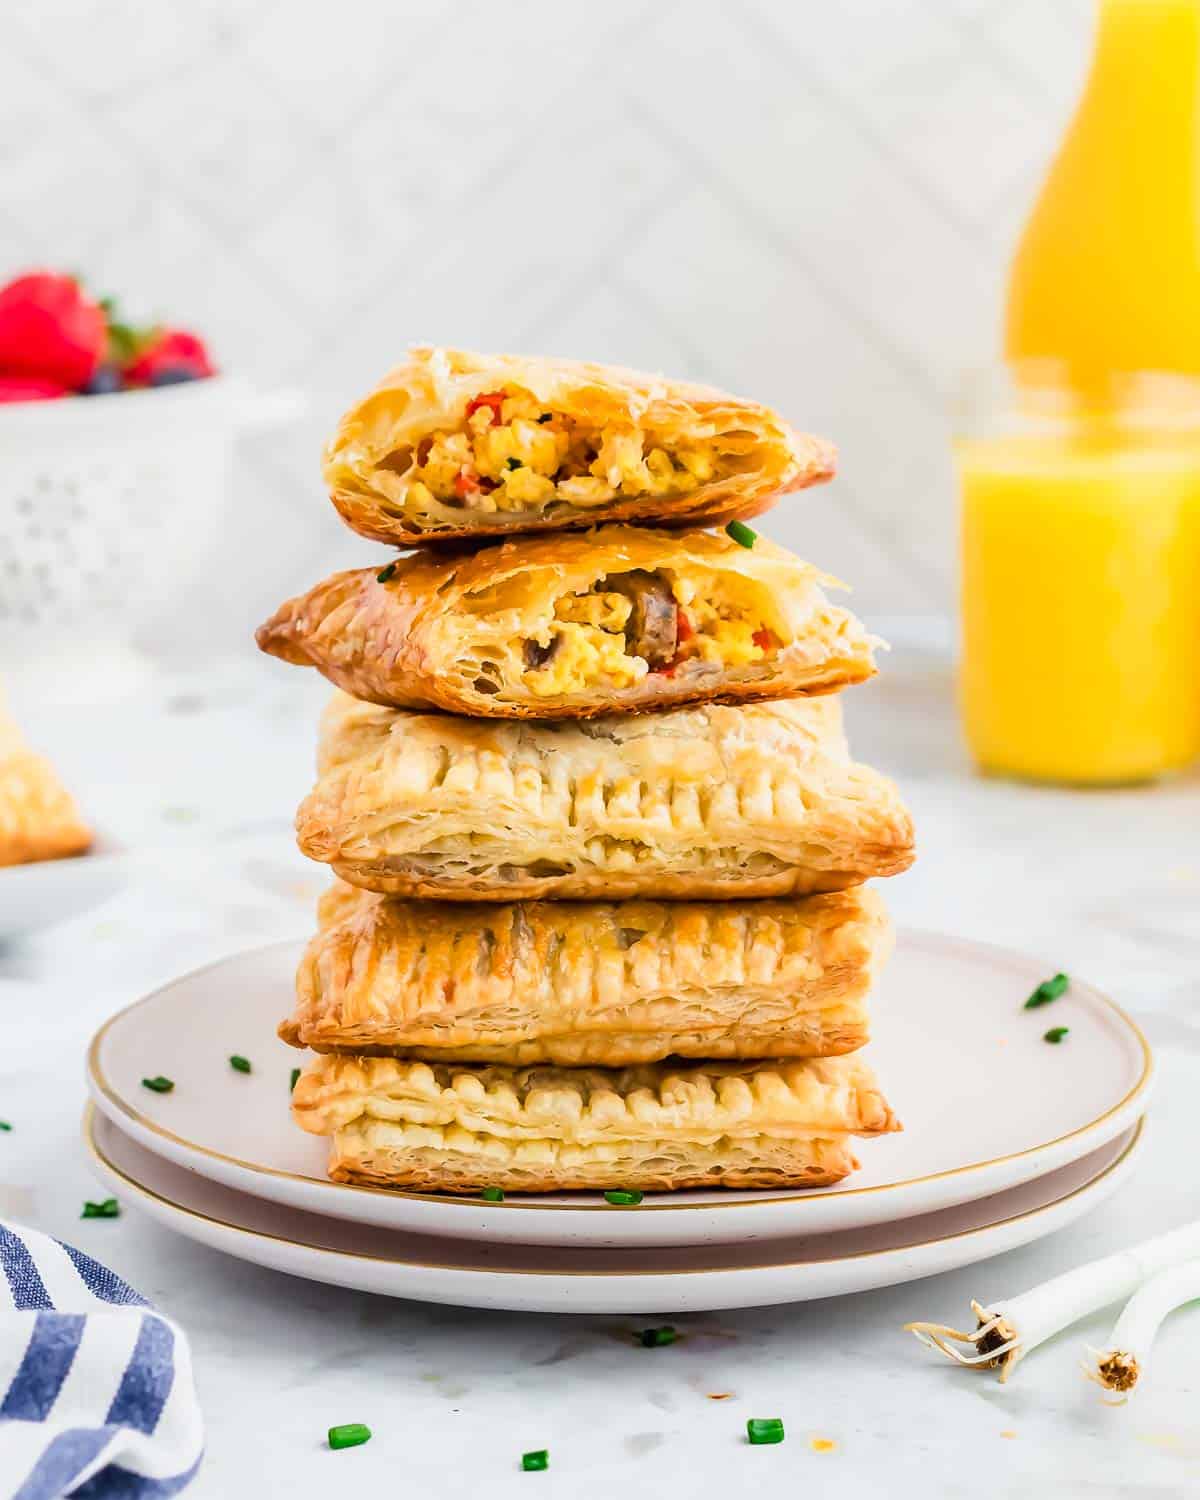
[0,697,91,868]
[262,346,913,1197]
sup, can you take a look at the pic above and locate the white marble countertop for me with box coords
[4,645,1200,1498]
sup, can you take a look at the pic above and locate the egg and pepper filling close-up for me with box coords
[488,569,780,700]
[401,389,741,516]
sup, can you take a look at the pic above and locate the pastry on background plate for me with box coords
[257,526,876,719]
[281,883,892,1065]
[0,704,91,867]
[322,346,835,544]
[298,692,915,901]
[291,1053,900,1193]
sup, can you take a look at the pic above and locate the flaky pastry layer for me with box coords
[298,693,915,901]
[293,1054,900,1193]
[0,702,91,867]
[257,526,875,719]
[282,884,891,1065]
[322,347,835,544]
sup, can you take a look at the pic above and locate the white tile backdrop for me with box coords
[0,0,1094,657]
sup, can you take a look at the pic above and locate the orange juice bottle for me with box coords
[961,0,1200,784]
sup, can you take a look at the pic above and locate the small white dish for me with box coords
[85,930,1152,1248]
[85,1107,1143,1315]
[0,833,127,941]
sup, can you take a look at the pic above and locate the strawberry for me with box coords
[0,272,107,390]
[123,328,215,386]
[0,375,70,402]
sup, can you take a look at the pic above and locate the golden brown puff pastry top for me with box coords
[322,346,835,544]
[257,526,876,719]
[0,702,92,868]
[293,1053,900,1144]
[282,883,892,1064]
[298,693,915,901]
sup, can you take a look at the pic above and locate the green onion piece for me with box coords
[328,1423,371,1451]
[604,1189,643,1206]
[1024,972,1069,1009]
[290,1068,301,1092]
[521,1450,549,1472]
[637,1325,677,1347]
[376,562,397,584]
[746,1417,785,1445]
[480,1186,505,1202]
[506,457,522,470]
[229,1055,251,1074]
[82,1198,120,1219]
[0,1121,11,1132]
[1043,1026,1070,1044]
[537,413,553,423]
[141,1076,174,1094]
[725,520,757,549]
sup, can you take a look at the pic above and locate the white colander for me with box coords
[0,378,299,690]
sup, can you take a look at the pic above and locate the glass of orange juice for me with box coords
[958,363,1200,785]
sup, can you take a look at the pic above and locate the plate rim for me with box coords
[86,929,1154,1215]
[84,1104,1144,1279]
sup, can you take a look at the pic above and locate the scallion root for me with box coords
[906,1219,1200,1382]
[1083,1259,1200,1403]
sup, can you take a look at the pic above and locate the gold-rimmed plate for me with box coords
[85,1106,1144,1314]
[84,932,1153,1248]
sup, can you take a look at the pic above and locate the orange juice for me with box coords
[960,408,1200,784]
[1007,0,1200,377]
[963,0,1200,783]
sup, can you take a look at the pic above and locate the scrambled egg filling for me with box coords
[519,575,779,696]
[404,389,726,513]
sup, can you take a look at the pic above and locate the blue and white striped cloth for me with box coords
[0,1220,202,1499]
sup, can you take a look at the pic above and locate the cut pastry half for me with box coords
[257,526,876,718]
[0,702,92,867]
[322,346,835,544]
[281,883,892,1065]
[297,692,915,901]
[291,1054,900,1194]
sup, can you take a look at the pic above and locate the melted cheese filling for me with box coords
[403,390,728,514]
[519,576,778,698]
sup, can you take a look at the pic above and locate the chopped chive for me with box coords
[521,1450,549,1472]
[82,1198,119,1219]
[141,1076,174,1094]
[480,1186,505,1202]
[1043,1026,1070,1044]
[290,1068,301,1092]
[637,1325,677,1347]
[1024,972,1069,1009]
[327,1423,371,1450]
[229,1055,251,1074]
[746,1417,785,1446]
[0,1121,11,1132]
[604,1189,643,1206]
[376,562,397,584]
[725,520,757,549]
[537,412,553,423]
[505,457,522,470]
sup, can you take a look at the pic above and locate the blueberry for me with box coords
[149,364,199,387]
[82,365,122,395]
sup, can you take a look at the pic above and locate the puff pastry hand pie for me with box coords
[292,1053,900,1193]
[257,526,876,719]
[298,692,915,901]
[322,347,835,544]
[0,705,91,867]
[282,883,892,1065]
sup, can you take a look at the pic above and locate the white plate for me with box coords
[85,931,1152,1247]
[0,835,127,940]
[86,1107,1143,1315]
